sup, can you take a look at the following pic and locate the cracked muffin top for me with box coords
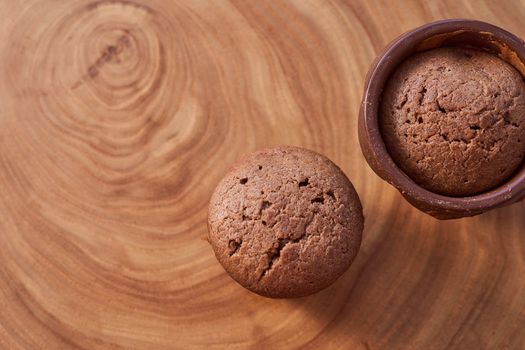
[207,146,363,298]
[380,47,525,196]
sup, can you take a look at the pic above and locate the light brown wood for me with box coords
[1,1,525,349]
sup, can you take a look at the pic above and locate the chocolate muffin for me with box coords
[380,47,525,196]
[207,146,363,298]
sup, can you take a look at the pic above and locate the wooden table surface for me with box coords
[1,1,525,349]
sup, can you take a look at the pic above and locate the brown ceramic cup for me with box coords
[358,19,525,219]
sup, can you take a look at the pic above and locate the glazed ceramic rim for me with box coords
[361,19,525,215]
